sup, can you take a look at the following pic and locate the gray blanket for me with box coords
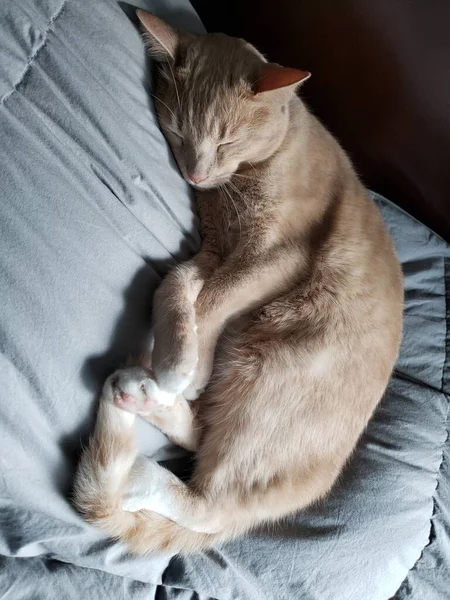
[1,1,449,598]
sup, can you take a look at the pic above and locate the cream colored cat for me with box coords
[73,10,403,554]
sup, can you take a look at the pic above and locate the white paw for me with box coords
[152,320,199,394]
[154,365,197,396]
[183,382,204,401]
[104,367,177,414]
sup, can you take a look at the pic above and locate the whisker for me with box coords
[218,183,232,225]
[248,162,259,176]
[150,93,177,122]
[232,173,254,180]
[221,184,242,245]
[167,60,182,111]
[227,180,246,203]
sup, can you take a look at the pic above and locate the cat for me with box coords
[73,10,403,554]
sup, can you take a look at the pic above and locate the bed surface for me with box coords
[1,1,449,598]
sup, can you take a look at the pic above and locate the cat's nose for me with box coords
[188,173,207,184]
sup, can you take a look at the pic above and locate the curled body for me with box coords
[73,11,403,554]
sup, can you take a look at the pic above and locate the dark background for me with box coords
[192,0,450,242]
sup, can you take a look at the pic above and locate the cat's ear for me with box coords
[254,63,311,99]
[136,10,179,61]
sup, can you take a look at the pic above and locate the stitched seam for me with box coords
[0,0,67,106]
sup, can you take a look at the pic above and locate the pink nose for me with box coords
[188,173,206,184]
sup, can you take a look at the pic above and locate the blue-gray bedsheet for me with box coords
[1,1,449,598]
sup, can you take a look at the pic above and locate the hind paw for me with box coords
[104,367,177,415]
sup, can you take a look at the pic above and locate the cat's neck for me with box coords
[219,95,349,242]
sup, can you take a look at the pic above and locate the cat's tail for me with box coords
[73,398,214,555]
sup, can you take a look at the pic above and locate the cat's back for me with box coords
[258,96,403,375]
[281,97,402,300]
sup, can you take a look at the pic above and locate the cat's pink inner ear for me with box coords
[256,63,311,94]
[136,10,178,59]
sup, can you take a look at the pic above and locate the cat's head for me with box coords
[137,11,310,190]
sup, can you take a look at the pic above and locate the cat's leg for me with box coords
[151,249,220,394]
[73,374,139,524]
[139,396,199,452]
[186,246,304,397]
[120,454,223,534]
[108,371,219,533]
[75,373,211,532]
[152,269,200,394]
[111,367,199,451]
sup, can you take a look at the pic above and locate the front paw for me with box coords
[152,320,199,394]
[104,367,177,414]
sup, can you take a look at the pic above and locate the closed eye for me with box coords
[218,140,236,149]
[168,128,184,142]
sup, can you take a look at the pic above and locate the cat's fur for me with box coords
[73,11,403,554]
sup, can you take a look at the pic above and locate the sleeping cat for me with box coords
[73,10,403,554]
